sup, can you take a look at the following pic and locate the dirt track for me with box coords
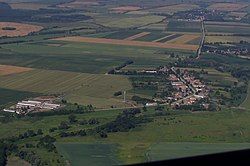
[53,36,199,51]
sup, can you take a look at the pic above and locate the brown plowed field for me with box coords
[52,36,198,51]
[124,32,150,41]
[0,22,43,37]
[0,65,33,76]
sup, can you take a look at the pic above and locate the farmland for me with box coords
[0,65,32,76]
[0,22,43,37]
[147,142,250,161]
[205,35,250,43]
[146,4,199,15]
[0,69,132,108]
[56,143,121,166]
[0,0,250,165]
[207,3,248,12]
[167,20,202,33]
[53,36,199,51]
[241,83,250,110]
[204,21,250,34]
[98,15,166,28]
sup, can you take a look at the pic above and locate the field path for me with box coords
[53,36,199,51]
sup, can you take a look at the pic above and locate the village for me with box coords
[114,65,210,110]
[3,96,61,115]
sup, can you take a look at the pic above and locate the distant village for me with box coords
[114,65,210,110]
[3,96,61,115]
[203,44,249,57]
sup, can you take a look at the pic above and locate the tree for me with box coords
[68,114,77,124]
[58,121,70,130]
[99,131,108,138]
[37,129,43,135]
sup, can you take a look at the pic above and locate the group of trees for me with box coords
[0,143,6,166]
[37,135,56,152]
[95,108,152,133]
[59,130,86,138]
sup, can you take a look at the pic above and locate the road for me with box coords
[196,20,205,59]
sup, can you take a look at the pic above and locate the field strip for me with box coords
[0,65,33,76]
[153,34,176,42]
[166,34,200,44]
[124,32,151,41]
[52,36,198,51]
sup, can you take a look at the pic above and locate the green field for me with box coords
[206,35,250,43]
[0,69,132,108]
[241,82,250,110]
[0,88,39,107]
[205,22,250,34]
[167,20,201,32]
[0,40,176,74]
[56,143,121,166]
[100,15,165,28]
[147,142,250,161]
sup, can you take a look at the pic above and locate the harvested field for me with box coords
[0,65,33,76]
[207,3,248,11]
[52,36,199,51]
[167,34,201,44]
[9,2,48,10]
[147,4,199,15]
[0,22,43,37]
[111,6,141,13]
[124,32,150,41]
[57,0,99,8]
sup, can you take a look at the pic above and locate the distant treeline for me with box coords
[0,2,91,23]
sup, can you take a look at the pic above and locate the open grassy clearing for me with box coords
[147,142,250,161]
[7,156,31,166]
[56,143,121,166]
[207,3,248,12]
[205,35,250,43]
[53,36,199,51]
[0,69,132,108]
[241,82,250,110]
